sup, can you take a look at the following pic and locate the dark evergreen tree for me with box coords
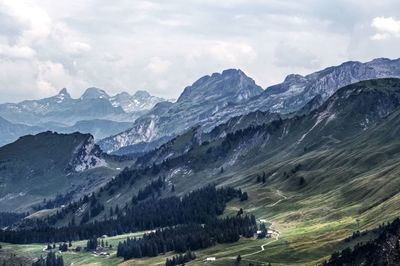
[240,192,248,201]
[86,238,98,251]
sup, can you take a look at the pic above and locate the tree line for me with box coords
[323,218,400,266]
[165,250,196,266]
[117,214,256,260]
[0,212,28,228]
[32,251,64,266]
[0,185,247,244]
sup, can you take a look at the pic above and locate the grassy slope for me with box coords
[5,79,400,265]
[94,79,400,265]
[0,132,132,212]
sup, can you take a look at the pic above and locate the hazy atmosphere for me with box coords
[1,0,400,102]
[2,1,400,265]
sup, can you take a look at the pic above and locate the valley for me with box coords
[2,62,400,266]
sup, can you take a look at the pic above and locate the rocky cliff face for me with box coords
[99,69,263,154]
[68,135,107,172]
[100,58,400,155]
[251,57,400,114]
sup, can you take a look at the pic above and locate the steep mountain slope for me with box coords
[100,58,400,156]
[99,69,263,154]
[0,132,127,212]
[249,57,400,113]
[325,218,400,265]
[59,78,400,218]
[134,110,281,167]
[43,78,400,264]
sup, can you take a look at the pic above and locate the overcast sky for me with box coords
[0,0,400,103]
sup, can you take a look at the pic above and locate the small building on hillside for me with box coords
[257,229,276,239]
[205,257,216,261]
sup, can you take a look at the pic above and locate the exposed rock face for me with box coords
[248,57,400,114]
[99,69,263,154]
[100,58,400,155]
[69,135,107,172]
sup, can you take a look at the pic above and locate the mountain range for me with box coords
[2,58,400,265]
[0,88,170,146]
[100,58,400,155]
[15,77,400,265]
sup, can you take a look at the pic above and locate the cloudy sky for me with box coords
[0,0,400,103]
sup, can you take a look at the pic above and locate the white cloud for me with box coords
[66,41,91,55]
[371,16,400,40]
[1,1,400,102]
[0,0,51,44]
[145,57,172,75]
[207,41,256,65]
[0,44,36,59]
[274,42,321,69]
[36,61,74,95]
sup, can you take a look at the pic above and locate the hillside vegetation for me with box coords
[4,79,400,265]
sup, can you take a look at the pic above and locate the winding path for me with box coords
[239,190,287,258]
[242,237,279,258]
[265,189,288,207]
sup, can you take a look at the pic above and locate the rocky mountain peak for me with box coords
[177,69,262,103]
[54,88,71,103]
[58,88,70,97]
[80,87,109,100]
[283,74,305,83]
[133,90,151,99]
[370,57,392,64]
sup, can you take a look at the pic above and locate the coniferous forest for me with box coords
[117,215,257,260]
[0,185,251,248]
[323,218,400,265]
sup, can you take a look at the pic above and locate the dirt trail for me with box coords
[242,236,279,258]
[265,189,287,207]
[239,190,287,258]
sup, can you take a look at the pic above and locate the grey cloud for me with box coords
[274,42,320,69]
[0,0,399,103]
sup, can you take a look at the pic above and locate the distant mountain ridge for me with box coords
[0,87,169,125]
[0,116,43,147]
[0,88,170,146]
[100,58,400,155]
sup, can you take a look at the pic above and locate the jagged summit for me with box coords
[51,88,72,104]
[58,88,70,97]
[101,58,400,155]
[80,87,109,100]
[134,90,151,98]
[177,68,262,103]
[99,68,264,154]
[283,74,305,83]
